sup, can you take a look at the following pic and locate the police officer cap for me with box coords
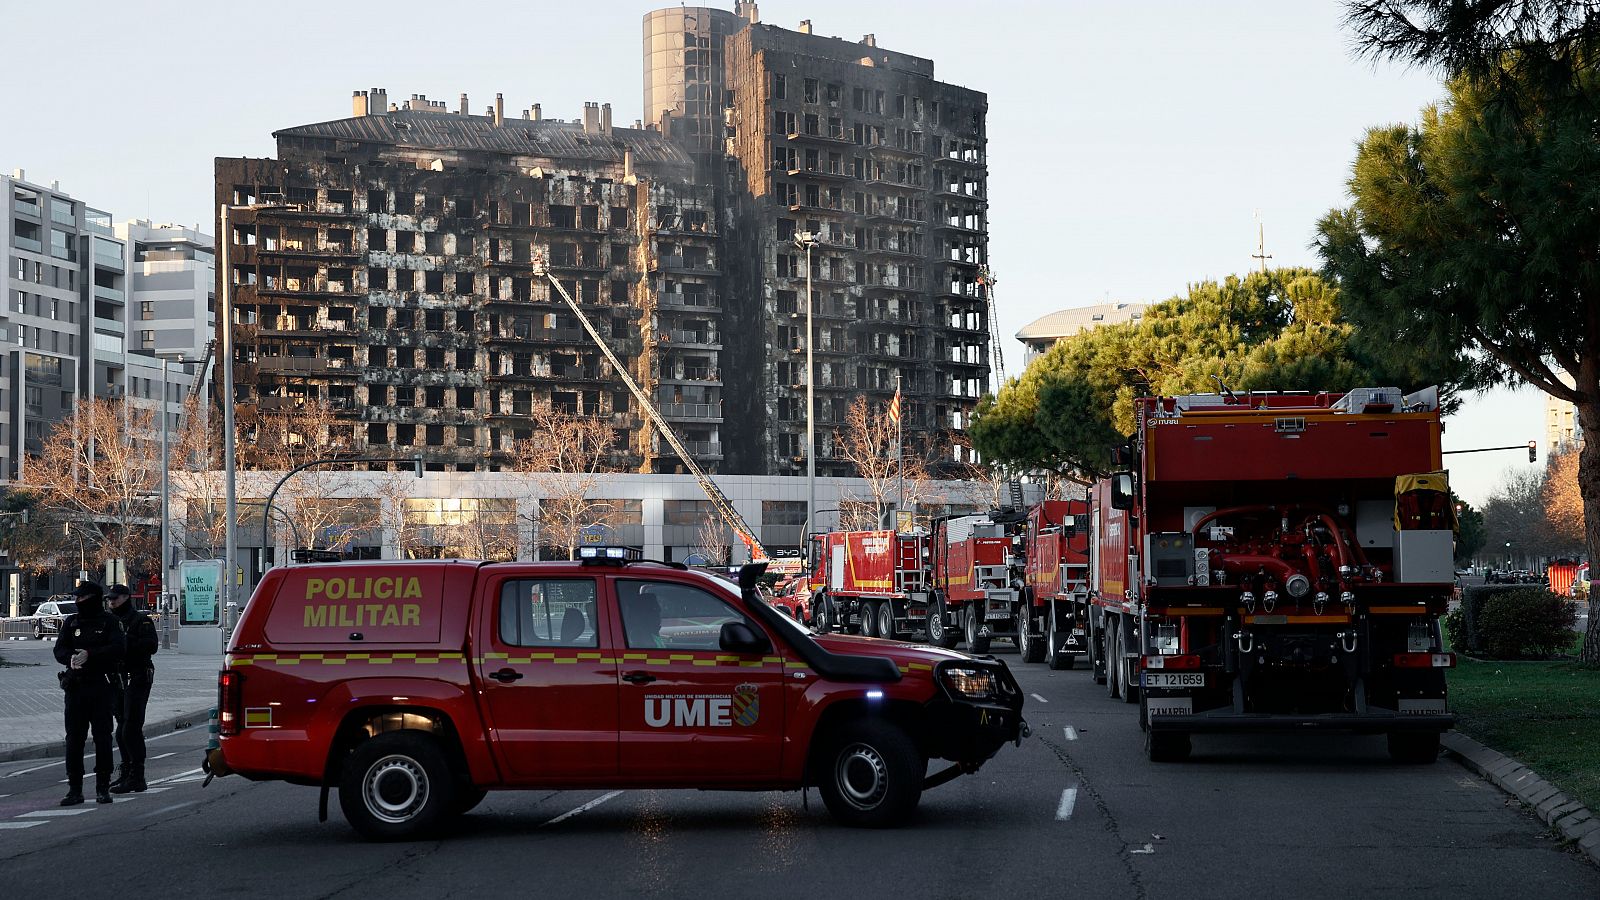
[107,583,131,599]
[72,581,104,600]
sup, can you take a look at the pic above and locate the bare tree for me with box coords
[169,394,231,560]
[693,511,731,565]
[511,403,618,559]
[250,402,379,554]
[28,398,161,579]
[832,395,934,530]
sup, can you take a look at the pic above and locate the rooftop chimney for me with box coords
[601,102,613,135]
[736,1,759,23]
[583,102,600,134]
[352,90,369,117]
[532,103,542,121]
[459,93,469,114]
[11,168,22,181]
[370,87,388,115]
[494,93,504,127]
[798,19,812,34]
[862,33,876,47]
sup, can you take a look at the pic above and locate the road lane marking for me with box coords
[149,767,203,785]
[1056,788,1078,820]
[151,752,176,760]
[146,725,200,743]
[542,791,622,826]
[19,808,95,817]
[139,801,197,819]
[0,821,45,829]
[1030,693,1049,703]
[1063,726,1078,741]
[6,761,61,778]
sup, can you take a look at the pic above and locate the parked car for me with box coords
[27,597,77,640]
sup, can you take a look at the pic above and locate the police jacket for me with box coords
[53,611,126,685]
[111,603,159,671]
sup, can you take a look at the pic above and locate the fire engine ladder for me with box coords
[978,265,1005,387]
[533,262,767,561]
[186,339,216,401]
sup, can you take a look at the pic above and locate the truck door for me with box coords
[611,578,785,782]
[476,574,618,782]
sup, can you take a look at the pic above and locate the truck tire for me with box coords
[1019,605,1045,664]
[814,595,833,634]
[965,602,991,654]
[339,732,457,841]
[1386,731,1441,764]
[1146,730,1191,762]
[818,719,925,828]
[928,594,958,649]
[877,602,896,640]
[861,601,879,638]
[452,787,488,816]
[1088,615,1107,685]
[1106,619,1122,699]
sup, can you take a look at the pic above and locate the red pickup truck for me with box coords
[207,551,1025,840]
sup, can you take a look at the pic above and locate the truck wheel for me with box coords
[1089,616,1107,685]
[1024,605,1049,662]
[877,602,896,640]
[1106,620,1122,699]
[818,719,925,828]
[1118,629,1139,705]
[814,596,833,634]
[928,595,958,649]
[965,603,991,654]
[451,787,488,816]
[1146,730,1191,762]
[1387,731,1441,764]
[861,601,879,638]
[339,732,457,841]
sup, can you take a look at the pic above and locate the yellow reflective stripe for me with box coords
[231,658,254,666]
[369,657,392,664]
[907,663,933,671]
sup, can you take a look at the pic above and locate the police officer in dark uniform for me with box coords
[53,581,125,805]
[107,583,158,794]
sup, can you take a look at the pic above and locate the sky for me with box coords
[0,0,1547,503]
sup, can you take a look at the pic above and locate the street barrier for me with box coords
[0,618,41,640]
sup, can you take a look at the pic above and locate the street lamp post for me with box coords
[794,232,819,535]
[158,352,203,649]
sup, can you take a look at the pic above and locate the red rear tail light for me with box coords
[218,670,243,736]
[1141,654,1201,671]
[1393,652,1455,668]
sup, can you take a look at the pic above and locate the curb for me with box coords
[1443,731,1600,868]
[0,706,212,764]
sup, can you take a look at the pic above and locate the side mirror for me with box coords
[720,621,772,655]
[1110,472,1135,511]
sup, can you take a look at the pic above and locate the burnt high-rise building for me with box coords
[216,93,724,472]
[646,4,991,476]
[215,5,989,479]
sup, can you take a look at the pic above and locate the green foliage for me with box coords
[970,268,1444,475]
[1453,494,1487,564]
[1444,605,1469,651]
[1460,584,1529,653]
[1476,588,1579,659]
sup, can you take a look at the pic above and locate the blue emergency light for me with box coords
[578,546,642,564]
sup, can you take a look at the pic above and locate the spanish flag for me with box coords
[888,387,901,424]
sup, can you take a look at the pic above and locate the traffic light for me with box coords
[1528,440,1537,463]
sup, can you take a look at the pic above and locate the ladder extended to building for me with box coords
[533,262,767,561]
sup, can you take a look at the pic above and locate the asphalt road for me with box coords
[2,650,1595,900]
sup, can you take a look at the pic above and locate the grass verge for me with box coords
[1448,641,1600,813]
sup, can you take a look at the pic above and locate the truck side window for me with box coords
[498,579,599,648]
[616,580,750,651]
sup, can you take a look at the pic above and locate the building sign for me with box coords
[180,560,224,625]
[579,524,611,545]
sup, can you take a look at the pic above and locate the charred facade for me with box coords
[647,5,991,476]
[215,96,723,472]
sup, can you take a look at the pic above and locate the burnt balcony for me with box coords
[787,167,853,182]
[785,129,854,145]
[660,401,722,421]
[651,255,720,276]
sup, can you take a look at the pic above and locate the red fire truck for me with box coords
[926,516,1017,654]
[1088,386,1458,763]
[805,530,929,639]
[1016,500,1093,668]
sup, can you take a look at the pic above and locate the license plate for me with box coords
[1144,672,1204,689]
[986,608,1011,620]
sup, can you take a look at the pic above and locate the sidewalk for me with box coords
[0,640,221,761]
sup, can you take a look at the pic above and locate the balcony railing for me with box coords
[660,402,722,419]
